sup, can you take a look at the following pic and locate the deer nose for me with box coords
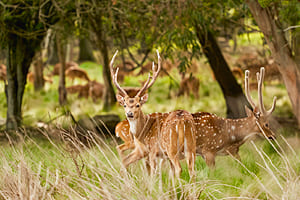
[126,111,134,118]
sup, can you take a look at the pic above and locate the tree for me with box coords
[86,5,116,111]
[245,0,300,127]
[152,1,251,118]
[194,27,250,118]
[0,0,57,130]
[78,37,95,62]
[32,51,45,91]
[56,32,67,105]
[47,32,59,65]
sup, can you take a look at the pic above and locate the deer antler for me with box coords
[257,67,277,116]
[245,70,256,109]
[136,50,161,97]
[110,50,128,97]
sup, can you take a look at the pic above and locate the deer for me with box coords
[192,67,276,167]
[0,64,7,82]
[178,73,200,99]
[66,83,90,98]
[52,61,78,76]
[65,66,90,83]
[116,67,277,169]
[111,50,196,177]
[27,71,53,84]
[88,80,104,102]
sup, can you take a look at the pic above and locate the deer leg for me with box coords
[204,152,216,168]
[186,151,196,180]
[168,159,176,177]
[122,147,147,168]
[167,151,182,178]
[232,152,241,161]
[117,142,135,157]
[144,156,151,175]
[122,136,148,168]
[227,148,241,161]
[149,153,158,176]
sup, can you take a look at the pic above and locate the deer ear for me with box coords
[244,106,253,117]
[140,93,148,105]
[116,94,125,106]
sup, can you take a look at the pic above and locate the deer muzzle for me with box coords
[126,111,134,118]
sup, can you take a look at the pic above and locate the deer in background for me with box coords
[27,71,53,84]
[178,73,200,99]
[0,64,7,83]
[66,84,90,98]
[192,67,276,167]
[88,80,104,102]
[65,66,90,83]
[111,50,196,177]
[52,61,78,76]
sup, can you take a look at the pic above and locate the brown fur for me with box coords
[178,74,200,99]
[88,80,104,102]
[0,64,6,82]
[66,84,90,98]
[52,61,78,76]
[65,66,90,82]
[27,71,53,84]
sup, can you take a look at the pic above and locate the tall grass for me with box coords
[0,126,299,199]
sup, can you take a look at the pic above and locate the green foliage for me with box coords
[0,0,58,45]
[279,0,300,26]
[258,0,275,8]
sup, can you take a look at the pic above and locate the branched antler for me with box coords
[136,50,161,97]
[110,50,128,97]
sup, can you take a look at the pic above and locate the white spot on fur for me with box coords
[231,135,236,141]
[231,126,236,131]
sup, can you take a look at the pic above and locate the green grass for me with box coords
[0,128,299,199]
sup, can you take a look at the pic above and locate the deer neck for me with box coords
[128,111,147,136]
[227,116,257,143]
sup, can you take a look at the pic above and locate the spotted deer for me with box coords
[111,50,196,177]
[116,67,277,169]
[192,67,276,167]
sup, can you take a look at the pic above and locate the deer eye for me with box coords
[265,123,269,128]
[123,104,127,108]
[136,104,140,108]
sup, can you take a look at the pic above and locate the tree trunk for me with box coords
[6,35,38,130]
[47,33,59,65]
[0,47,5,64]
[89,15,116,111]
[195,26,250,118]
[33,51,45,91]
[246,0,300,127]
[100,37,116,111]
[56,35,67,105]
[78,38,95,62]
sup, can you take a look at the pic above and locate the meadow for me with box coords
[0,36,299,199]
